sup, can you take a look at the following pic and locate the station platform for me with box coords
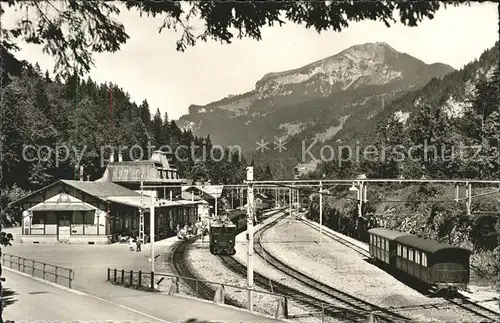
[3,268,284,322]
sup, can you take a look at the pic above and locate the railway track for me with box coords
[167,208,283,310]
[301,216,500,322]
[300,219,370,258]
[169,236,243,308]
[220,211,412,322]
[445,297,500,323]
[220,212,369,321]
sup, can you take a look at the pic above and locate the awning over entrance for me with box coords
[105,196,203,209]
[29,203,96,212]
[106,196,153,208]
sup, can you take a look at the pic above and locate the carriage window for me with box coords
[416,251,420,264]
[384,239,388,251]
[422,253,427,266]
[409,249,414,262]
[402,246,407,258]
[370,235,373,244]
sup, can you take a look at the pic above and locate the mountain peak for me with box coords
[340,42,399,63]
[177,41,460,152]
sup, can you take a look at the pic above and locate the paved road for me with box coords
[2,269,283,322]
[2,269,164,322]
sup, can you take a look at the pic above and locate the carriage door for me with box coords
[58,213,71,242]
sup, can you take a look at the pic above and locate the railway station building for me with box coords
[11,150,203,244]
[182,185,224,216]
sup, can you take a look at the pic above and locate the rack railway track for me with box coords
[167,208,284,310]
[220,211,411,322]
[301,217,500,322]
[169,236,242,308]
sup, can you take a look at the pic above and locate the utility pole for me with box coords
[319,181,323,245]
[297,189,300,212]
[215,186,218,218]
[139,180,145,245]
[246,167,255,312]
[358,181,363,218]
[289,185,292,216]
[150,193,155,273]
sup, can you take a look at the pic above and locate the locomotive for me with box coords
[209,209,250,255]
[209,205,273,256]
[368,228,471,296]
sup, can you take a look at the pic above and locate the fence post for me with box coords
[17,257,20,271]
[195,279,199,297]
[113,269,117,283]
[69,270,73,289]
[55,266,59,284]
[129,270,133,286]
[150,272,155,290]
[138,271,142,288]
[121,269,125,284]
[322,303,325,323]
[32,260,35,276]
[107,268,110,281]
[43,264,46,280]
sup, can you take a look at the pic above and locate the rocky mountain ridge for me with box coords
[177,42,455,153]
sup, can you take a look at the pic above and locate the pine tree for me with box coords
[151,108,163,148]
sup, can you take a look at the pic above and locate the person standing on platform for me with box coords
[136,236,142,252]
[128,237,135,251]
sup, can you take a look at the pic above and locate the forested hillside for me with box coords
[0,48,273,226]
[306,44,500,283]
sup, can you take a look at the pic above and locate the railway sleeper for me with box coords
[429,283,460,298]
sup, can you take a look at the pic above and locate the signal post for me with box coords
[246,167,255,311]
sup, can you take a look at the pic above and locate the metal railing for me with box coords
[107,268,290,319]
[2,253,74,288]
[106,268,396,322]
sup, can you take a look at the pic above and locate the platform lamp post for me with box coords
[246,167,255,312]
[318,174,326,244]
[293,167,299,212]
[319,181,323,245]
[349,174,367,219]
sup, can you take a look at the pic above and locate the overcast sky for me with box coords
[4,2,498,119]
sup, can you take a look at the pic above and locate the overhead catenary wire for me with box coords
[140,183,499,204]
[267,183,500,204]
